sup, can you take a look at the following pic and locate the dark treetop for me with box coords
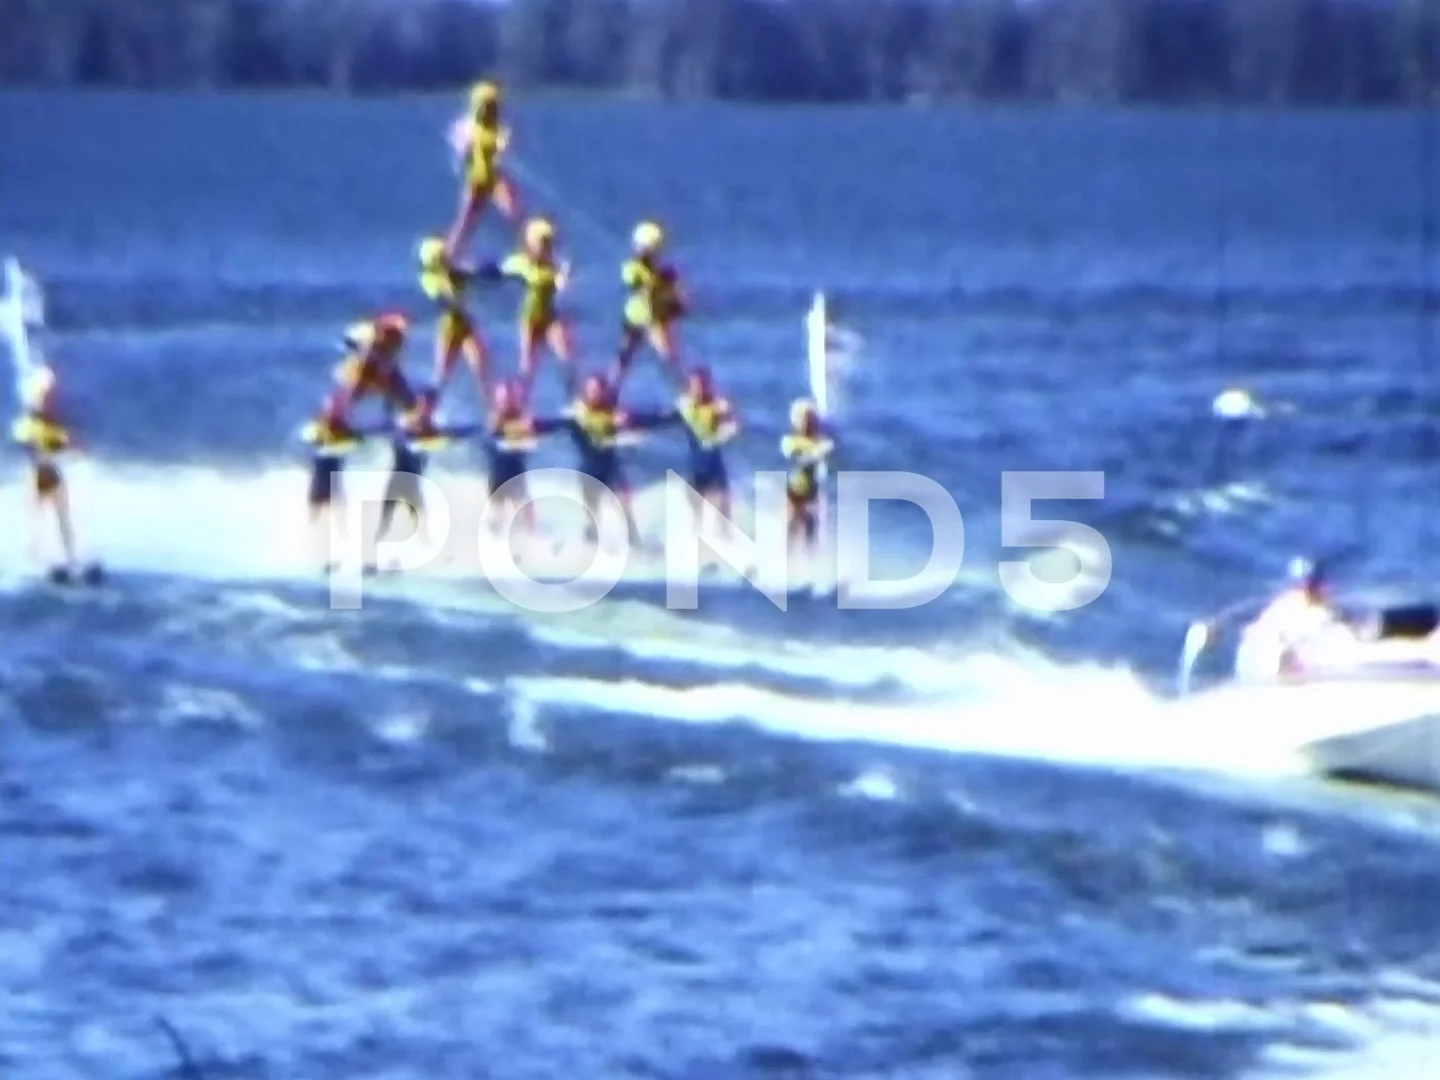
[3,0,1440,104]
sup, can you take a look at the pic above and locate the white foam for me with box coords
[506,656,1235,772]
[373,709,431,744]
[504,647,1440,796]
[156,684,264,730]
[0,461,976,602]
[526,621,977,695]
[1166,480,1274,520]
[838,768,902,800]
[0,460,322,582]
[1247,986,1440,1079]
[1162,680,1440,773]
[1121,992,1285,1034]
[1118,986,1440,1080]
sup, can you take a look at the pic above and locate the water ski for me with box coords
[48,562,104,586]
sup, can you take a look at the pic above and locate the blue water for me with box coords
[2,92,1439,1078]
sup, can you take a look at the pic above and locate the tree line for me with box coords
[2,0,1439,104]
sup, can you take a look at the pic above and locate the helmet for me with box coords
[21,366,55,408]
[790,398,816,428]
[524,217,554,247]
[470,80,500,109]
[342,320,373,350]
[418,236,446,267]
[687,365,712,395]
[632,221,663,251]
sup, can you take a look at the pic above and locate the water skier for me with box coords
[369,388,477,570]
[10,367,95,583]
[418,236,491,402]
[654,366,738,555]
[614,220,688,392]
[474,217,574,404]
[301,392,364,574]
[332,312,415,420]
[446,79,521,256]
[781,397,834,558]
[540,373,652,551]
[481,378,548,557]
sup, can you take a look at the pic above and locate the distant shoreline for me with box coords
[5,0,1436,111]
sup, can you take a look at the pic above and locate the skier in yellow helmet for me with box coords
[781,397,834,557]
[474,216,574,403]
[11,366,99,583]
[613,220,688,391]
[417,234,491,400]
[446,79,521,256]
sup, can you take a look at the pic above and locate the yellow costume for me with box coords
[301,414,361,457]
[461,80,509,198]
[12,388,69,498]
[419,237,474,348]
[572,399,623,451]
[622,222,685,333]
[500,218,566,336]
[447,79,518,253]
[470,217,572,400]
[418,235,488,387]
[673,378,736,494]
[677,395,734,448]
[11,367,87,576]
[781,398,832,507]
[615,220,686,387]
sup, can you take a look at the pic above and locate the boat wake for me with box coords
[504,656,1407,783]
[4,456,1432,806]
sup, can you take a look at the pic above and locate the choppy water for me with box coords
[2,92,1439,1079]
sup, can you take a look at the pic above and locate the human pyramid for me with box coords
[300,78,834,574]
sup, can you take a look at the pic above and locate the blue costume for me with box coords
[301,412,362,508]
[656,389,737,493]
[484,410,541,493]
[376,415,477,537]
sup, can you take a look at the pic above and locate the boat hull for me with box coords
[1301,708,1440,792]
[1175,672,1440,794]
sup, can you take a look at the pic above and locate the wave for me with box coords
[1245,977,1440,1080]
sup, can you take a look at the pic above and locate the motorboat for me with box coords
[1178,577,1440,794]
